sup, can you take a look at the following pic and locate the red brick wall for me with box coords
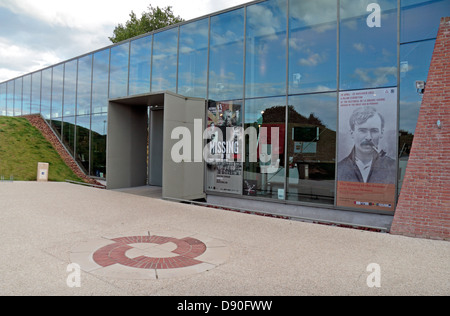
[23,114,105,187]
[390,17,450,240]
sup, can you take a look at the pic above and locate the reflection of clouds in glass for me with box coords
[298,52,327,67]
[290,0,336,26]
[340,0,397,20]
[211,30,242,47]
[353,43,365,53]
[247,0,285,40]
[400,100,422,134]
[353,66,397,87]
[209,9,244,101]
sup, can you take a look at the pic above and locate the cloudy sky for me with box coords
[0,0,249,82]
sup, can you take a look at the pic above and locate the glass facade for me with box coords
[0,0,446,212]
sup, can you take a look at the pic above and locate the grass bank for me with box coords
[0,116,82,182]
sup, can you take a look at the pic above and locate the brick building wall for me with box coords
[390,17,450,240]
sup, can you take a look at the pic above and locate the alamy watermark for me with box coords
[366,263,382,288]
[66,263,81,288]
[367,3,382,28]
[171,119,281,174]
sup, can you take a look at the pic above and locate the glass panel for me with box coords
[209,8,245,101]
[63,60,77,117]
[340,0,398,90]
[31,72,41,114]
[77,55,92,115]
[246,0,287,98]
[178,19,209,98]
[6,81,14,116]
[14,78,22,116]
[152,28,178,93]
[109,43,129,99]
[51,65,64,137]
[51,65,63,119]
[289,0,337,94]
[244,96,286,199]
[62,115,76,154]
[129,35,152,96]
[75,115,90,172]
[206,100,243,194]
[22,75,31,115]
[0,83,6,116]
[91,113,107,178]
[41,68,52,120]
[401,0,449,43]
[92,49,110,114]
[398,39,435,191]
[287,93,337,205]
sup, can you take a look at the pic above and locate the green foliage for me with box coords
[0,117,83,182]
[109,5,184,43]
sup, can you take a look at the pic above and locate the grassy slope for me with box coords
[0,116,82,182]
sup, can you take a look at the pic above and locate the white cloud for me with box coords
[0,0,249,83]
[353,43,365,53]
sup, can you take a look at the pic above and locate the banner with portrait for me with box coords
[205,100,243,195]
[337,87,398,212]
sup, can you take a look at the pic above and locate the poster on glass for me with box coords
[337,87,398,211]
[205,101,243,194]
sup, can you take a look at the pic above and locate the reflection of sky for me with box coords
[110,43,129,99]
[77,55,92,115]
[289,0,337,94]
[340,0,398,90]
[31,72,41,113]
[129,35,152,96]
[178,18,209,98]
[63,60,77,116]
[245,0,287,98]
[22,75,30,115]
[51,64,64,118]
[400,39,435,134]
[209,8,245,101]
[152,28,178,92]
[41,68,52,119]
[401,0,449,43]
[91,113,108,136]
[92,49,110,113]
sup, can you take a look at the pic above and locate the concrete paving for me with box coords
[0,181,449,296]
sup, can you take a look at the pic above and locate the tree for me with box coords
[109,5,184,43]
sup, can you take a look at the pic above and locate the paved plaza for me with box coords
[0,182,449,296]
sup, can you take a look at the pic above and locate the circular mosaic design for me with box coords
[93,235,207,270]
[69,233,229,280]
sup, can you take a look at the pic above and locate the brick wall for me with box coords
[390,17,450,240]
[24,114,105,187]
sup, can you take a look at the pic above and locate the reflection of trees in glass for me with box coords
[399,130,414,157]
[91,115,107,177]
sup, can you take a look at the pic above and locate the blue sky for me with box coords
[0,0,249,82]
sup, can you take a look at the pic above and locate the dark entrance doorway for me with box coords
[106,92,206,201]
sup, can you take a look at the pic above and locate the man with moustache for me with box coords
[338,106,396,184]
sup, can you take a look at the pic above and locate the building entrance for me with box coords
[106,92,206,201]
